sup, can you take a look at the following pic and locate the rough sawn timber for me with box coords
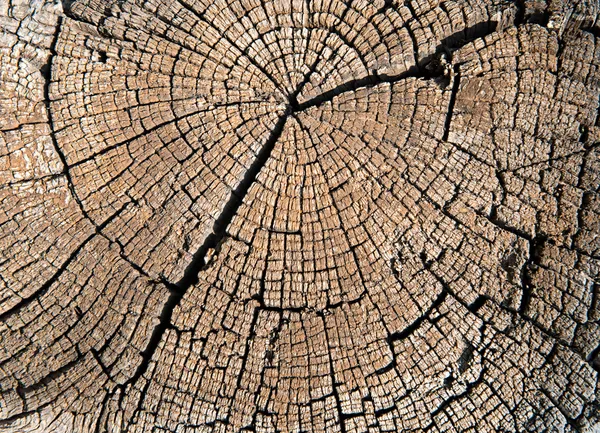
[1,0,600,432]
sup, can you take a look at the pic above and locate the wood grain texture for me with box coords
[1,0,599,432]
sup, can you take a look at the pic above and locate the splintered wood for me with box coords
[1,0,599,432]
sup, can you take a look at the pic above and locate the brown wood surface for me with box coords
[1,0,600,431]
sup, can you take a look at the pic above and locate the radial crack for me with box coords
[442,68,461,142]
[107,113,289,404]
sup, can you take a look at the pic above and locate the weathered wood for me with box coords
[1,0,599,431]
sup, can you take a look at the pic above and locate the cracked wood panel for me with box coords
[0,0,599,432]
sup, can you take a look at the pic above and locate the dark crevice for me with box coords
[467,295,490,314]
[579,124,589,144]
[401,1,421,63]
[513,0,527,26]
[528,11,551,26]
[511,0,551,26]
[477,206,532,242]
[376,0,394,15]
[428,366,488,422]
[374,404,398,417]
[501,250,520,285]
[586,333,600,373]
[87,109,289,433]
[439,21,498,51]
[22,355,82,394]
[15,382,27,412]
[110,238,157,282]
[287,51,326,110]
[0,122,47,134]
[292,66,421,112]
[61,0,76,13]
[97,50,108,63]
[39,63,51,82]
[42,13,118,248]
[442,68,460,142]
[457,341,475,374]
[519,235,547,316]
[388,289,448,342]
[90,348,113,378]
[582,25,600,38]
[174,113,288,291]
[287,0,356,109]
[6,172,63,187]
[589,280,599,324]
[291,19,504,114]
[42,16,91,220]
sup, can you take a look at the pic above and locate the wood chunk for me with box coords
[1,0,599,432]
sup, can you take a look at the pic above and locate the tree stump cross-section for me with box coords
[1,0,600,432]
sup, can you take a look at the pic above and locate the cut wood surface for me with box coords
[1,0,600,431]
